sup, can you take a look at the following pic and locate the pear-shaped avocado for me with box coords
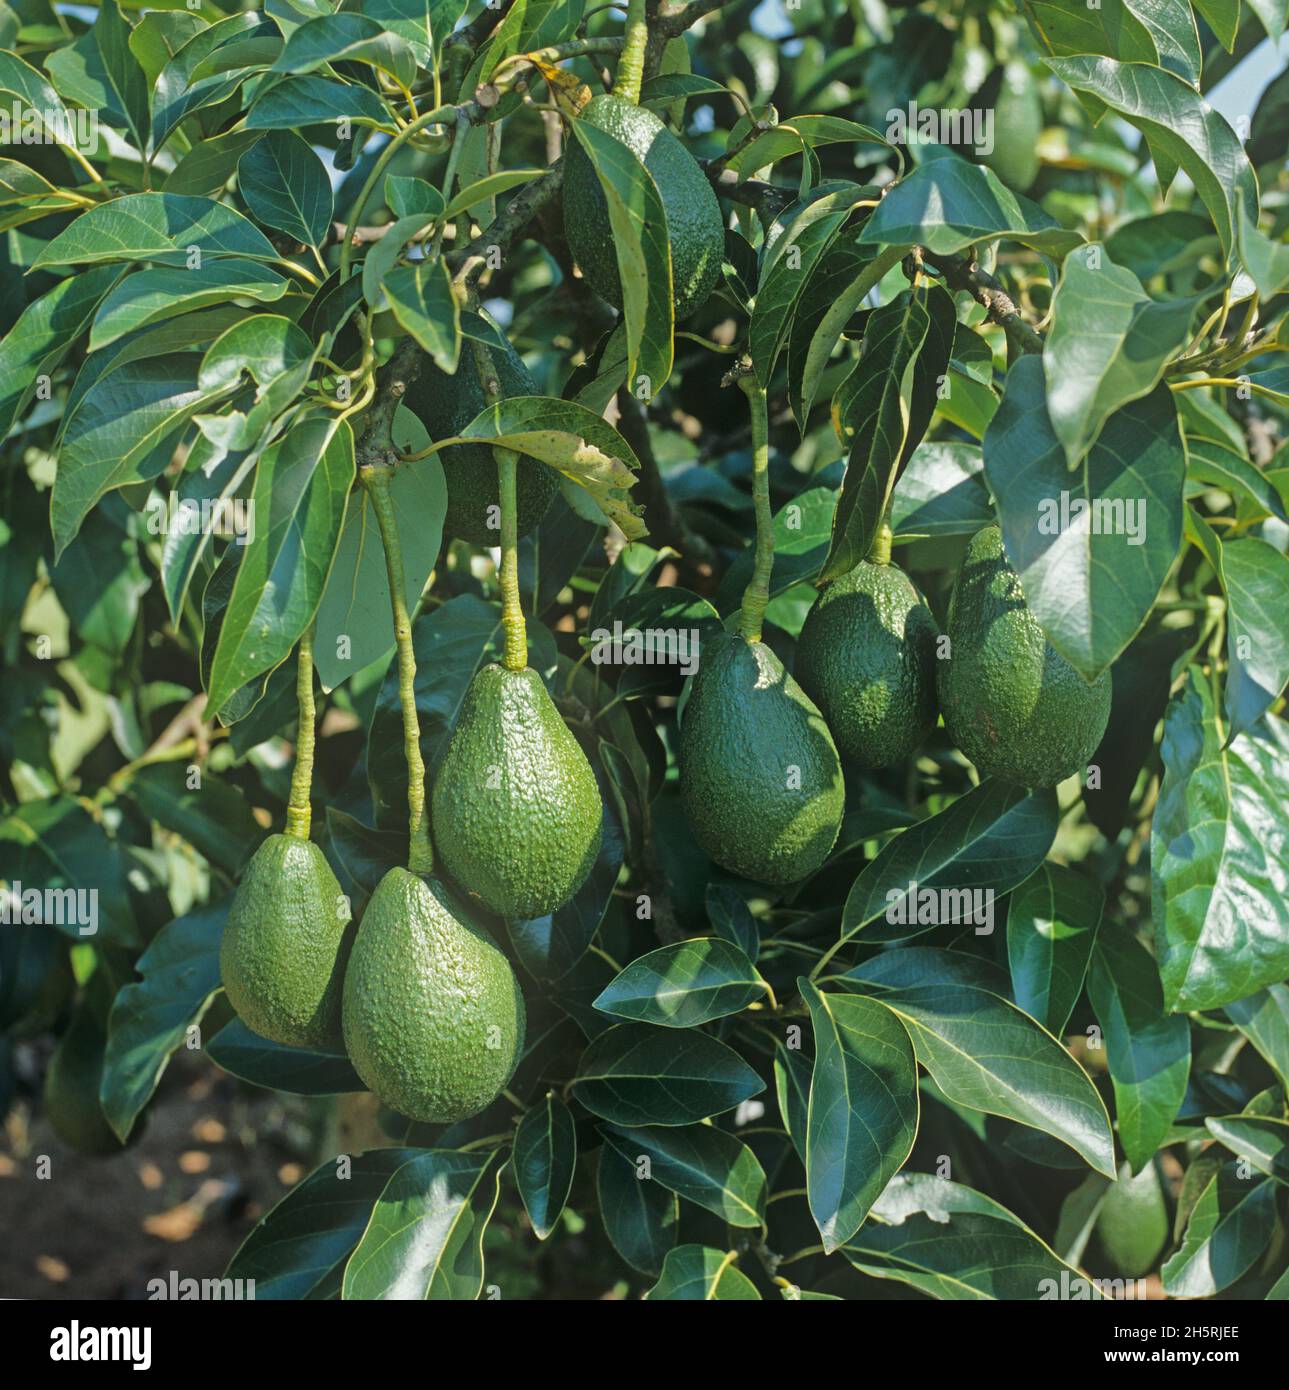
[938,526,1111,787]
[342,867,526,1123]
[679,631,845,884]
[563,93,724,319]
[44,994,127,1156]
[432,664,603,919]
[402,312,560,545]
[220,834,353,1050]
[795,559,939,768]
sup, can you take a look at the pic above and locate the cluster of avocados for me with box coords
[220,647,602,1128]
[678,523,1111,886]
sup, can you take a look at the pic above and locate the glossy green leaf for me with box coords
[1225,986,1289,1091]
[821,289,930,580]
[34,192,276,270]
[1087,927,1191,1173]
[1046,57,1257,255]
[225,1148,422,1298]
[1187,436,1289,523]
[840,780,1058,945]
[850,964,1116,1176]
[89,261,289,351]
[601,1122,767,1227]
[1161,1164,1277,1297]
[1006,861,1103,1036]
[271,13,418,86]
[799,982,918,1252]
[385,259,461,372]
[842,1172,1097,1300]
[205,1018,364,1095]
[1043,243,1198,463]
[342,1149,499,1299]
[1205,1116,1289,1186]
[205,416,354,714]
[593,938,767,1027]
[513,1094,577,1239]
[1152,669,1289,1011]
[645,1245,760,1299]
[246,75,396,132]
[890,441,991,538]
[100,897,228,1142]
[985,357,1185,681]
[43,0,148,154]
[572,1023,765,1126]
[596,1143,678,1276]
[860,156,1083,257]
[705,883,760,961]
[238,130,333,245]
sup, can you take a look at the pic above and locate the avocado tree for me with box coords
[3,0,1289,1302]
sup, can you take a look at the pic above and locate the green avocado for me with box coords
[342,867,526,1123]
[563,93,724,320]
[402,318,560,545]
[1096,1161,1168,1278]
[432,664,603,919]
[795,559,939,768]
[679,631,845,884]
[219,834,353,1051]
[938,526,1111,787]
[44,993,126,1156]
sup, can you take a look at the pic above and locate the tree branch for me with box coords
[357,337,423,469]
[924,252,1044,355]
[448,162,566,289]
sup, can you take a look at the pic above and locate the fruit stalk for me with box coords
[469,336,527,670]
[614,0,648,104]
[362,465,435,872]
[868,517,893,565]
[284,627,317,840]
[737,376,773,643]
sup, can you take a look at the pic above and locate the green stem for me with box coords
[340,104,459,285]
[497,449,528,670]
[868,518,893,566]
[285,628,317,839]
[362,466,435,873]
[737,376,772,643]
[469,338,528,670]
[614,0,648,102]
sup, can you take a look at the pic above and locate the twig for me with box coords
[924,252,1044,354]
[448,162,566,289]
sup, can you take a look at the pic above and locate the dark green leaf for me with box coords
[601,1122,767,1227]
[1161,1164,1277,1296]
[513,1094,577,1239]
[596,1143,678,1275]
[1006,861,1103,1036]
[206,1017,364,1094]
[645,1244,760,1299]
[238,130,334,245]
[594,938,767,1027]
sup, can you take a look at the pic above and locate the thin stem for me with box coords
[432,111,471,255]
[614,0,648,102]
[285,628,317,839]
[362,466,435,873]
[737,375,772,643]
[868,518,893,566]
[497,449,528,670]
[340,104,459,284]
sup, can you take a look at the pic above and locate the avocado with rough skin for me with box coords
[432,664,603,920]
[938,525,1111,787]
[563,93,724,320]
[341,867,526,1123]
[220,834,353,1051]
[403,317,560,545]
[679,631,845,884]
[795,559,939,768]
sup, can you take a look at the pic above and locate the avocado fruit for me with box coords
[220,834,353,1051]
[402,317,560,545]
[938,526,1111,787]
[342,867,526,1123]
[679,631,845,884]
[1095,1161,1168,1278]
[795,559,939,768]
[432,664,603,919]
[44,992,126,1156]
[563,93,724,320]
